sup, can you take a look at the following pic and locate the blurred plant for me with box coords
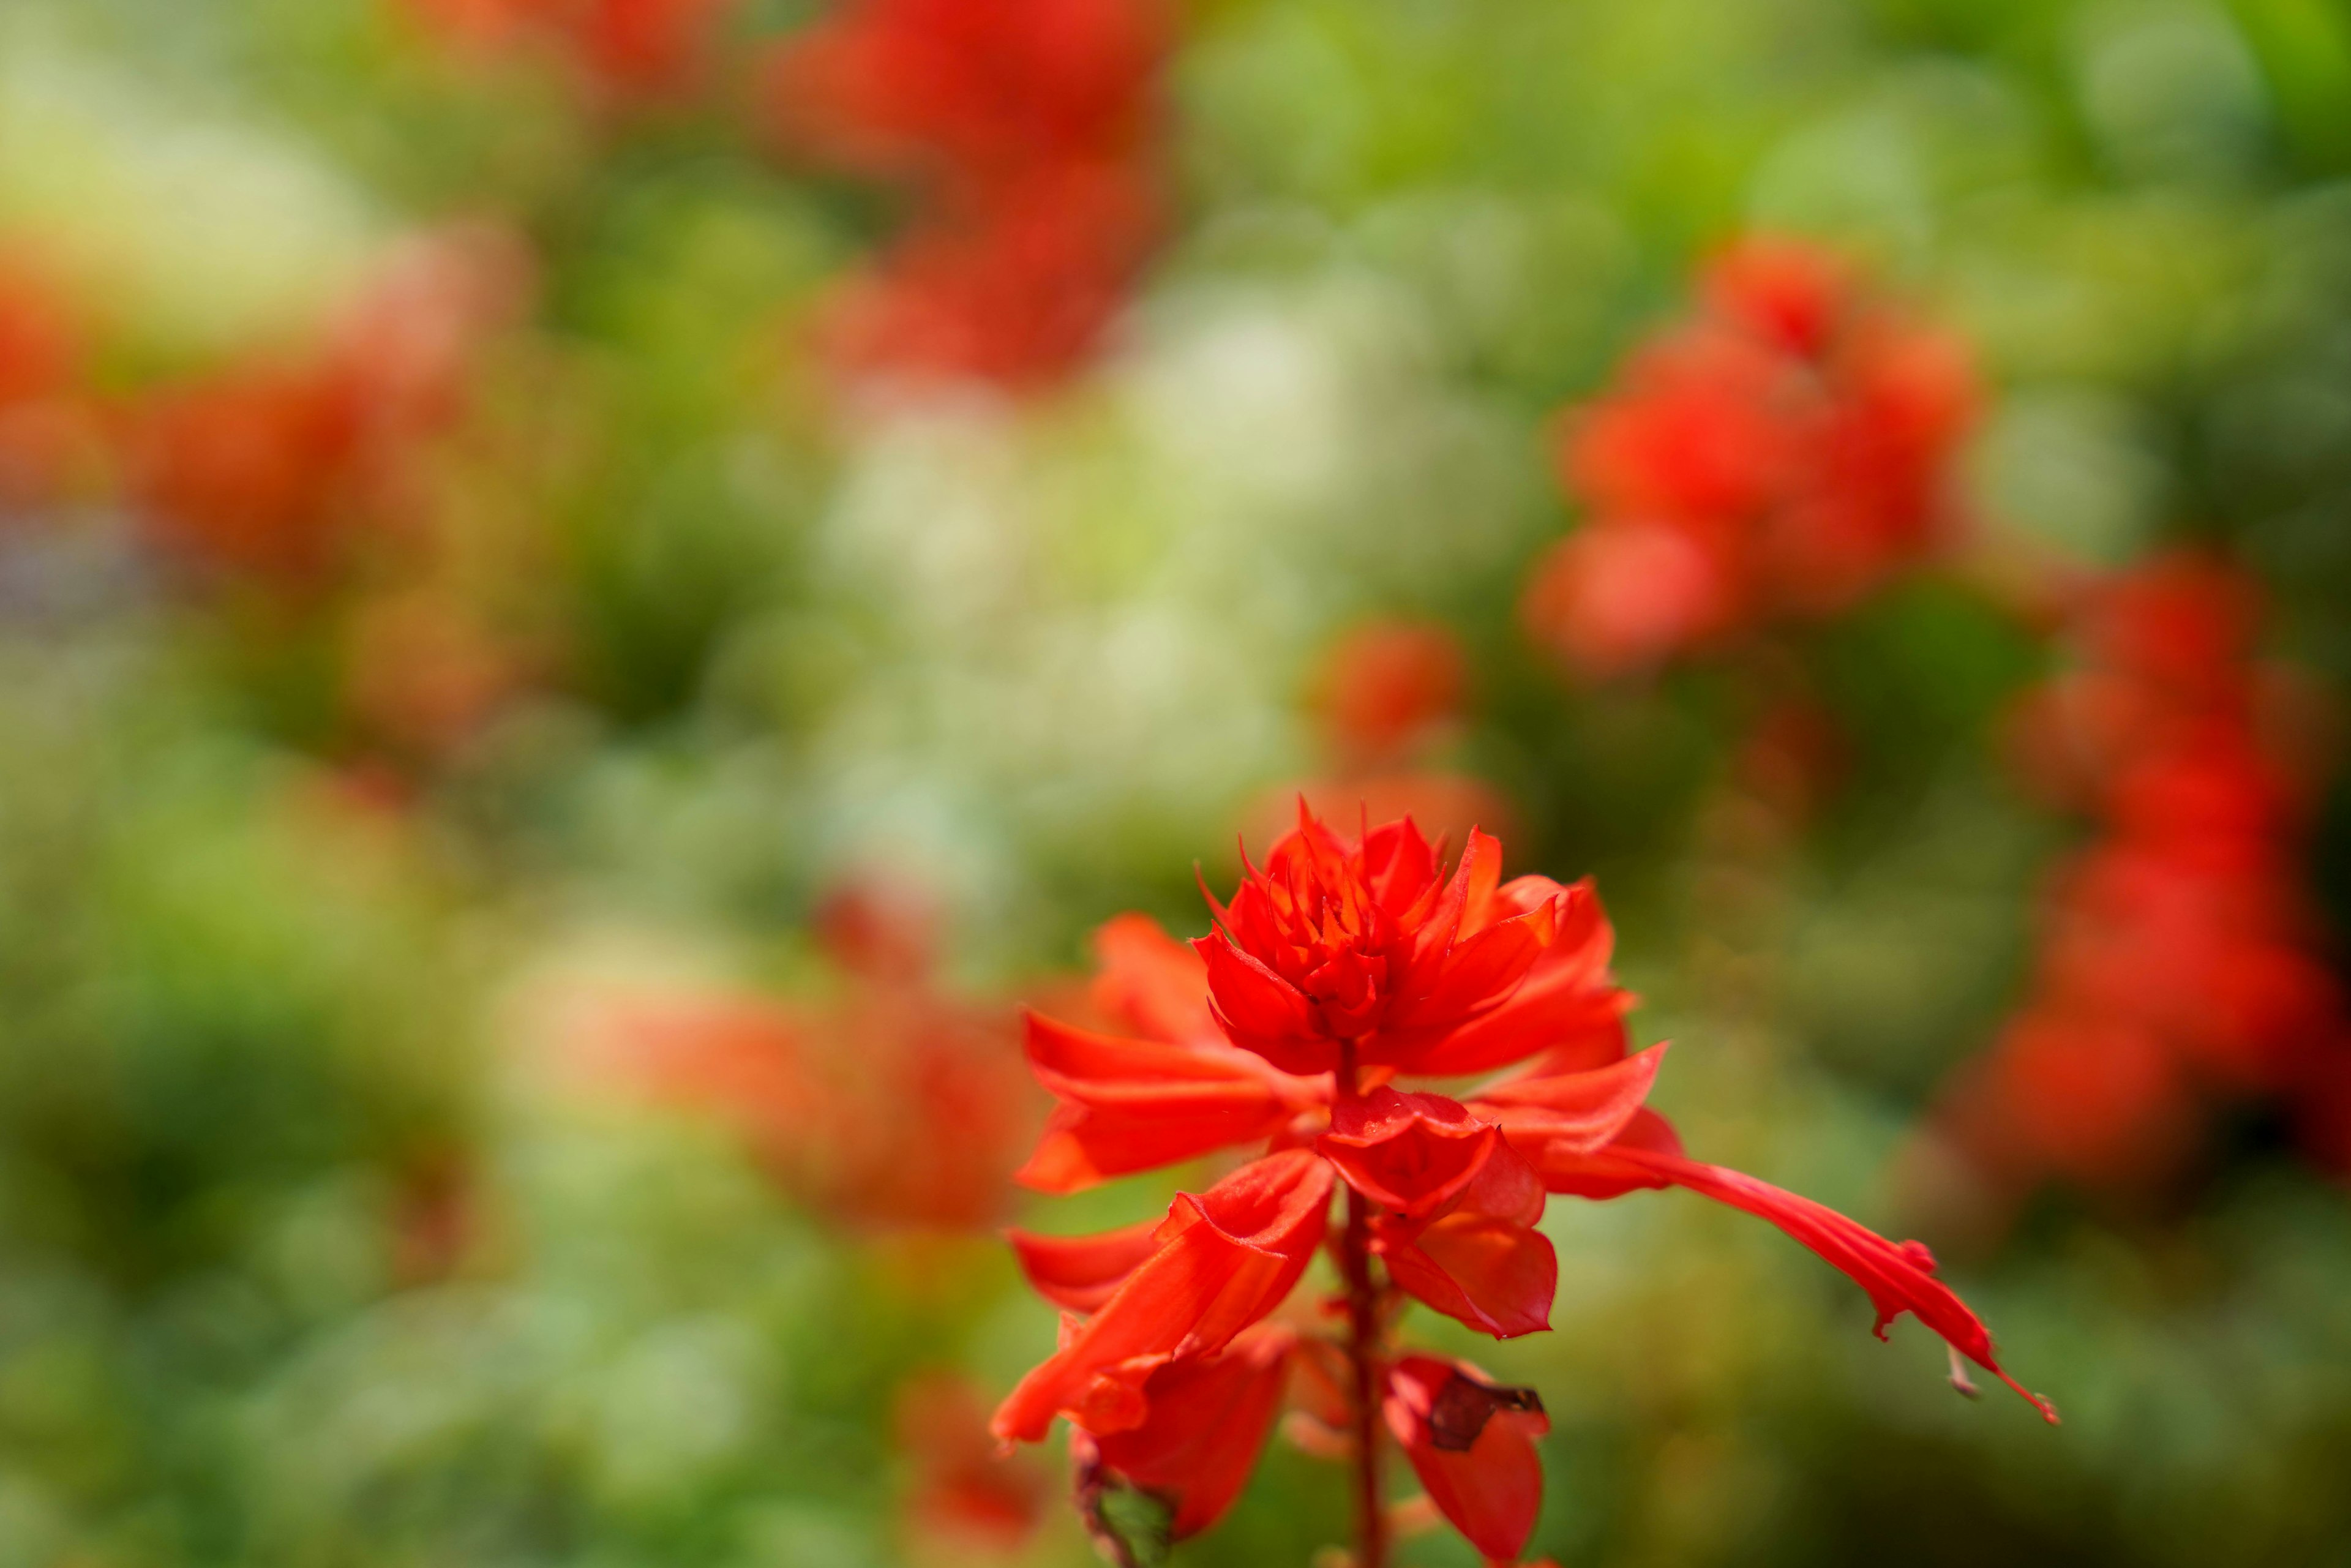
[1521,236,1978,681]
[993,807,2052,1567]
[1932,553,2350,1206]
[757,0,1169,390]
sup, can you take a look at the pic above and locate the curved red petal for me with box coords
[1318,1087,1497,1217]
[1193,934,1337,1075]
[1007,1218,1163,1313]
[1534,1120,2057,1424]
[1090,1325,1294,1539]
[1382,1212,1557,1339]
[1469,1043,1667,1156]
[991,1150,1333,1444]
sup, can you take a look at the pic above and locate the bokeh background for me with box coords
[4,0,2351,1563]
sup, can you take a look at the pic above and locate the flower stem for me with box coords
[1336,1045,1388,1568]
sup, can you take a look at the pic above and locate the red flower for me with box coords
[1194,807,1568,1075]
[565,877,1040,1231]
[758,0,1169,390]
[1313,620,1470,770]
[997,808,2052,1563]
[126,226,523,584]
[1941,553,2351,1199]
[894,1371,1047,1551]
[1522,234,1978,677]
[0,252,103,508]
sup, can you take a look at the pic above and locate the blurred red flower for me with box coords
[996,806,2052,1563]
[0,253,107,509]
[894,1371,1048,1552]
[1523,236,1978,678]
[1250,617,1515,869]
[759,0,1170,389]
[582,878,1041,1231]
[123,225,526,585]
[1940,554,2351,1196]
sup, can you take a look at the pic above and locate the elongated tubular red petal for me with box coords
[1008,1218,1165,1313]
[1529,1118,2058,1423]
[991,1150,1333,1444]
[1468,1043,1667,1156]
[1385,1356,1550,1561]
[1090,1324,1295,1539]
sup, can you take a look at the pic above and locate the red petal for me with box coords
[1409,882,1625,1076]
[992,1150,1333,1444]
[1015,1012,1302,1192]
[1317,1087,1498,1217]
[1382,1213,1556,1340]
[1381,900,1556,1045]
[1534,1117,2058,1423]
[1469,1043,1667,1156]
[1090,1325,1294,1538]
[1193,934,1337,1076]
[1007,1218,1163,1313]
[1090,913,1217,1046]
[1376,1139,1554,1338]
[1385,1356,1550,1561]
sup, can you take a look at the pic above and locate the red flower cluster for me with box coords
[759,0,1168,389]
[1521,237,1978,678]
[396,0,737,103]
[582,880,1040,1231]
[1939,556,2350,1193]
[996,807,2053,1564]
[124,226,526,583]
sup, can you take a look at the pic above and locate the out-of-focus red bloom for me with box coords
[895,1372,1047,1551]
[124,225,526,584]
[0,253,107,509]
[816,162,1161,389]
[996,808,2052,1562]
[576,878,1040,1231]
[759,0,1169,390]
[1940,553,2351,1196]
[1254,617,1515,871]
[1522,236,1978,678]
[762,0,1161,186]
[1315,621,1469,770]
[396,0,736,102]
